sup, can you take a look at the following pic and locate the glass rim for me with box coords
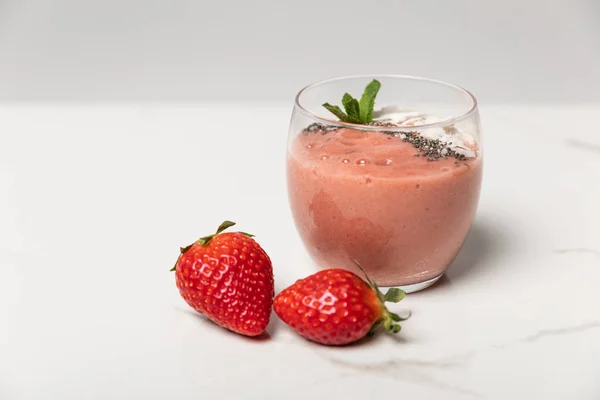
[294,74,478,131]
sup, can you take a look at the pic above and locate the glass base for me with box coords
[380,273,443,294]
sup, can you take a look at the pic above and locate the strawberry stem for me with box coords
[354,260,410,336]
[170,220,247,271]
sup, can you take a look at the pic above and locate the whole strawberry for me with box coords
[274,264,408,345]
[171,221,274,336]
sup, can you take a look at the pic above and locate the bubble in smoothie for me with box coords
[375,158,393,166]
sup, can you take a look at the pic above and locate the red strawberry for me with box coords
[171,221,274,336]
[273,264,409,345]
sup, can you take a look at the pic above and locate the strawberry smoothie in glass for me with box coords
[286,75,483,292]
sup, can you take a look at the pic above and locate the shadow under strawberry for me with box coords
[174,306,272,342]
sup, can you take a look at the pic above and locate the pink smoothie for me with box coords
[287,127,483,286]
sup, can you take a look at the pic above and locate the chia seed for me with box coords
[303,123,340,134]
[380,129,468,161]
[302,123,470,161]
[367,121,397,127]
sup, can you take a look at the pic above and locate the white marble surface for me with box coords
[0,104,599,399]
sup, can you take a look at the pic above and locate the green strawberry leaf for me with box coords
[384,287,406,303]
[171,220,241,271]
[359,79,381,123]
[197,237,210,245]
[389,311,411,322]
[216,220,236,234]
[342,93,361,123]
[322,103,351,122]
[180,245,193,253]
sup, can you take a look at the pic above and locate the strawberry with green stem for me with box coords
[171,221,274,337]
[274,261,410,345]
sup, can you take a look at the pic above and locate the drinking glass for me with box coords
[286,75,482,292]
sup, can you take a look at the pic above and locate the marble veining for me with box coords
[313,319,600,397]
[565,138,600,154]
[325,356,482,398]
[555,248,600,257]
[521,320,600,343]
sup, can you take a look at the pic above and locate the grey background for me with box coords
[0,0,598,103]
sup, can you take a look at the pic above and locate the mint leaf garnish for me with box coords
[359,79,381,123]
[322,79,382,124]
[322,103,351,123]
[342,93,361,123]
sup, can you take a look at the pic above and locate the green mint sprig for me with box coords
[322,79,381,124]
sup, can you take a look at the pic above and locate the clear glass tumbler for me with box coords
[286,75,482,292]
